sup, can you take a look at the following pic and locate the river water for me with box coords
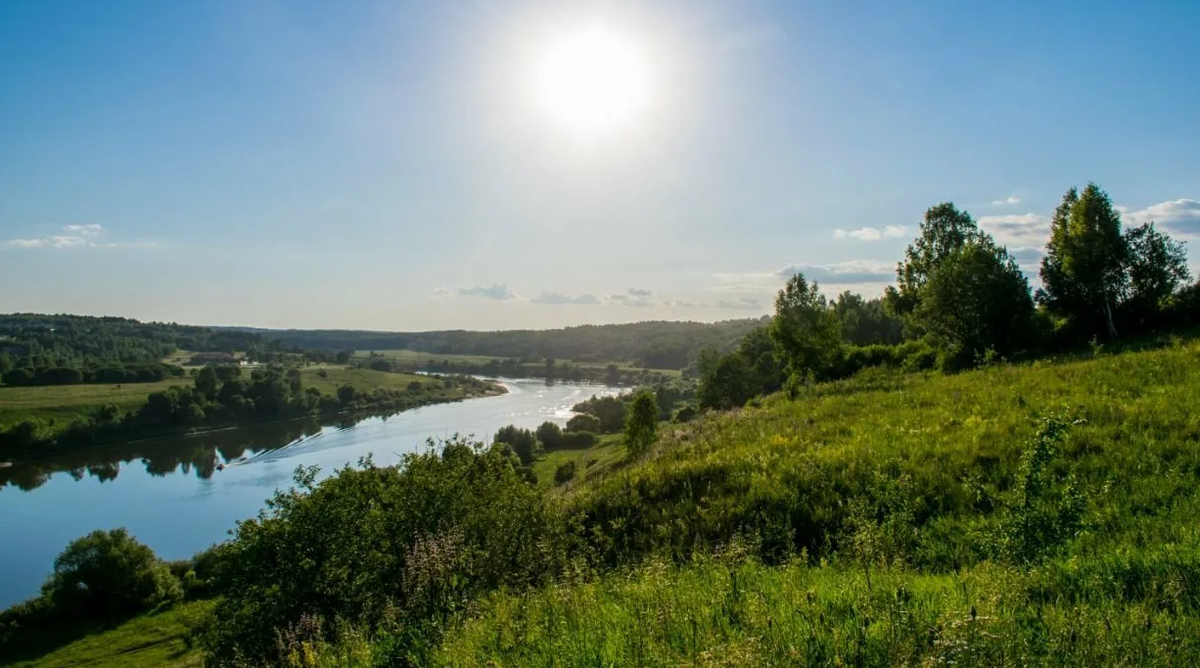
[0,378,618,609]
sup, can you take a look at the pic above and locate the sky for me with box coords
[2,0,1198,331]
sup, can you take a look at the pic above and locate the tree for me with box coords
[536,421,564,450]
[914,237,1036,369]
[1039,184,1128,337]
[697,352,754,410]
[0,351,13,375]
[1124,222,1190,318]
[566,413,602,433]
[768,272,843,381]
[494,425,540,465]
[43,528,181,619]
[196,366,220,399]
[624,390,659,457]
[887,203,982,317]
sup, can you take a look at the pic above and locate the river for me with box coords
[0,378,619,609]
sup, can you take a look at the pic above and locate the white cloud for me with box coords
[835,226,907,241]
[6,238,48,248]
[431,287,451,296]
[530,292,601,305]
[1120,199,1200,238]
[457,284,516,300]
[979,213,1050,247]
[63,224,103,236]
[778,260,895,284]
[3,224,156,251]
[992,195,1021,206]
[627,287,653,297]
[51,235,87,248]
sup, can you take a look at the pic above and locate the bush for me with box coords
[494,425,541,465]
[557,430,597,449]
[536,421,564,450]
[566,413,602,434]
[554,461,577,485]
[42,528,182,620]
[201,441,565,666]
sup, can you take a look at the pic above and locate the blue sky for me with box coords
[2,0,1198,330]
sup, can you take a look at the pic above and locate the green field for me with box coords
[297,365,440,396]
[356,349,680,375]
[2,600,211,668]
[0,378,193,430]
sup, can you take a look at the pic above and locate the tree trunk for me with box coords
[1104,296,1118,338]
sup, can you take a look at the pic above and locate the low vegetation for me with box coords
[5,185,1199,665]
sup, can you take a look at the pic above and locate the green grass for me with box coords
[432,337,1200,665]
[298,366,439,396]
[0,379,193,432]
[3,600,212,668]
[354,349,498,365]
[532,433,628,489]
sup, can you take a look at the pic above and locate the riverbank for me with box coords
[0,368,504,464]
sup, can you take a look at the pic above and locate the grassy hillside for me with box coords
[434,337,1200,666]
[2,600,211,668]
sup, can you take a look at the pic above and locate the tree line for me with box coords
[0,364,495,459]
[698,184,1197,410]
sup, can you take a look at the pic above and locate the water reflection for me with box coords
[1,417,331,491]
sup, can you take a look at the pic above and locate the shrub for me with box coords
[558,430,597,449]
[554,461,577,485]
[566,413,602,434]
[42,528,182,620]
[200,441,565,666]
[536,421,564,450]
[624,390,659,458]
[494,425,541,465]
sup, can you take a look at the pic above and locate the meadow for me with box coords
[0,378,193,431]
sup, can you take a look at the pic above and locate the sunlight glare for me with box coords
[532,25,652,139]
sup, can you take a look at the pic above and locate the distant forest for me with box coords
[251,319,774,369]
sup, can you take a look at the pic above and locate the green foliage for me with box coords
[42,529,182,619]
[494,424,541,465]
[199,440,566,666]
[914,237,1036,370]
[768,272,842,381]
[535,421,563,450]
[994,415,1087,565]
[887,202,982,317]
[1124,221,1191,316]
[554,460,577,485]
[1040,184,1129,337]
[624,390,659,458]
[572,394,626,433]
[566,413,601,434]
[834,291,906,345]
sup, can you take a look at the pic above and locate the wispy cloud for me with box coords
[530,292,601,305]
[716,298,764,311]
[1121,199,1200,238]
[778,260,895,284]
[4,224,156,250]
[979,213,1050,247]
[457,283,516,300]
[834,226,908,242]
[628,287,653,297]
[64,224,103,236]
[992,194,1021,206]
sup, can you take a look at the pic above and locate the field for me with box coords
[0,378,193,431]
[0,367,457,435]
[297,366,440,396]
[356,349,681,376]
[2,600,211,668]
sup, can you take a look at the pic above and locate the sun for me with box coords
[532,25,652,138]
